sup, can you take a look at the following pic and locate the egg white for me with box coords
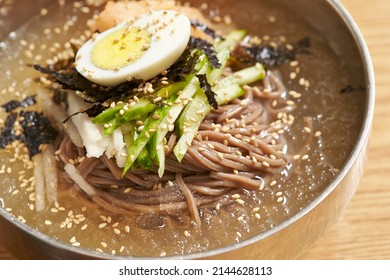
[75,10,191,87]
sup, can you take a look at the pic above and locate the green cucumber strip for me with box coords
[101,99,155,136]
[209,30,247,82]
[150,63,208,176]
[137,146,153,170]
[215,83,246,106]
[122,63,204,175]
[214,63,265,91]
[208,48,230,83]
[174,84,244,162]
[172,30,246,136]
[122,99,155,121]
[103,118,119,135]
[156,81,187,98]
[93,82,185,125]
[122,97,175,175]
[215,29,247,52]
[92,105,124,124]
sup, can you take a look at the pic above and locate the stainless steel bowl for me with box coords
[0,0,374,259]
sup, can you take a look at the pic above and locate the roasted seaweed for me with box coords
[33,64,142,103]
[232,37,311,67]
[197,74,218,109]
[189,37,221,69]
[0,97,58,158]
[164,48,201,83]
[1,95,36,113]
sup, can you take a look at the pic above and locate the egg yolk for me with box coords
[91,27,151,71]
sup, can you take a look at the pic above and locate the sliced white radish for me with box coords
[64,164,96,197]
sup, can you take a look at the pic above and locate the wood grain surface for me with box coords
[1,0,389,260]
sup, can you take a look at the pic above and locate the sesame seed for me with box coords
[236,232,242,238]
[231,194,240,199]
[11,189,20,195]
[255,213,261,219]
[99,223,107,229]
[112,222,119,228]
[124,187,131,193]
[302,154,309,160]
[286,100,295,106]
[315,131,322,137]
[207,143,215,149]
[277,197,284,203]
[236,199,245,205]
[223,15,232,24]
[290,72,297,80]
[289,90,302,99]
[268,16,276,22]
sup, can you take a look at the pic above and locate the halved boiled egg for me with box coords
[75,10,191,87]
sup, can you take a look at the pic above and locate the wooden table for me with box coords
[1,0,389,260]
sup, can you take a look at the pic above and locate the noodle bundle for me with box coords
[57,71,291,225]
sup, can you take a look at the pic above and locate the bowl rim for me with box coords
[0,0,375,259]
